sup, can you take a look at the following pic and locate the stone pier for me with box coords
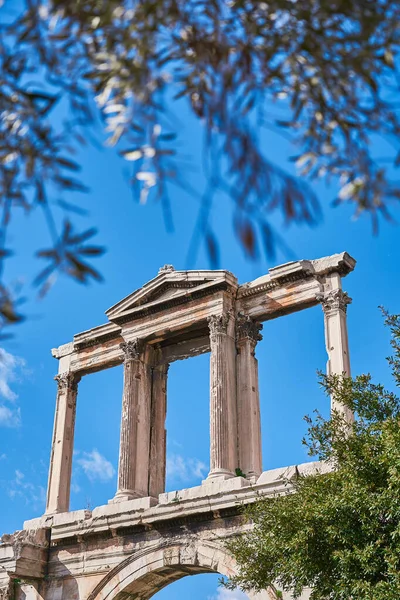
[317,271,353,421]
[46,373,80,514]
[208,312,238,479]
[149,363,168,498]
[236,314,263,479]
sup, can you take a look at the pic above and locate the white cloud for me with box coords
[209,588,248,600]
[0,348,25,400]
[77,449,115,482]
[166,453,208,483]
[8,469,46,508]
[166,454,186,479]
[0,348,26,427]
[190,458,208,479]
[0,405,20,427]
[170,439,183,449]
[70,481,81,494]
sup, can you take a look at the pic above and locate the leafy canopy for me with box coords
[227,311,400,600]
[1,0,400,329]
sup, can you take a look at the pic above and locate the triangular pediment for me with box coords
[105,266,238,323]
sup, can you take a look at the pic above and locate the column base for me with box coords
[111,489,144,503]
[44,508,65,516]
[245,470,261,481]
[205,469,235,482]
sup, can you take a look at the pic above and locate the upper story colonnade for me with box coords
[45,252,355,515]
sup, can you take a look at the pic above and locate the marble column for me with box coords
[317,272,353,422]
[46,372,80,514]
[236,315,263,480]
[114,339,152,501]
[207,312,238,479]
[148,364,168,498]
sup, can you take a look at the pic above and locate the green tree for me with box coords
[226,311,400,600]
[1,1,400,329]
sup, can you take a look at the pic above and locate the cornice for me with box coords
[74,329,122,351]
[110,282,230,325]
[238,271,314,299]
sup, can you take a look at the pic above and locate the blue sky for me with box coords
[0,87,399,599]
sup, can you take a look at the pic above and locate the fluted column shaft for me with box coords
[46,372,80,514]
[149,364,168,498]
[208,313,237,479]
[317,272,353,422]
[115,339,152,501]
[236,315,263,479]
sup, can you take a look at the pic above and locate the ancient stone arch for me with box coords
[86,539,271,600]
[0,253,354,600]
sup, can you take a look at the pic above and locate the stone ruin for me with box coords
[0,252,355,600]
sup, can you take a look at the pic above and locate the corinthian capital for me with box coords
[208,313,231,337]
[120,339,142,361]
[316,289,352,314]
[55,372,79,392]
[236,314,263,345]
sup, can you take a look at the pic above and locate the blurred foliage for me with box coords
[227,311,400,600]
[0,0,400,329]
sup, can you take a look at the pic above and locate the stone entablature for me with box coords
[52,253,355,373]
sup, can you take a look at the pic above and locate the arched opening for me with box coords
[153,572,248,599]
[87,541,271,600]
